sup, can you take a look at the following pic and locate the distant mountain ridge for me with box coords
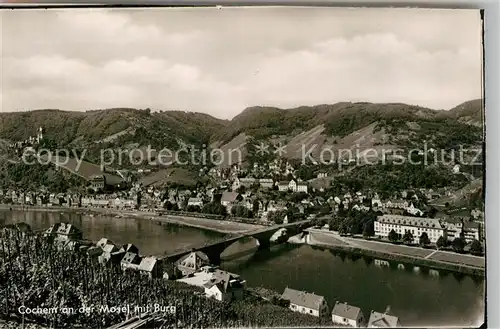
[210,99,483,166]
[211,99,483,143]
[0,108,229,148]
[0,99,483,157]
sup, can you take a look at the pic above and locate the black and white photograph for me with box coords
[0,6,486,329]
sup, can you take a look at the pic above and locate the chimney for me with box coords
[384,305,391,314]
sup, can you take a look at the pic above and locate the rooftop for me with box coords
[377,215,445,230]
[282,287,326,311]
[138,256,158,272]
[367,310,400,327]
[332,301,362,320]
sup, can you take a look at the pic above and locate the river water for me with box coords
[0,210,485,327]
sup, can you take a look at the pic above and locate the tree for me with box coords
[236,186,246,194]
[388,229,399,243]
[419,232,431,247]
[452,237,466,253]
[290,192,308,203]
[202,202,227,216]
[470,239,483,255]
[267,210,287,224]
[402,231,414,245]
[362,221,375,238]
[164,201,178,210]
[338,222,348,235]
[436,236,446,249]
[231,205,253,218]
[186,205,201,213]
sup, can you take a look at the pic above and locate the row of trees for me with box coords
[386,230,483,255]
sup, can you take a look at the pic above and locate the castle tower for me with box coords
[37,127,43,143]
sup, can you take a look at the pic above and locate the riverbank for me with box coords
[305,229,485,276]
[0,204,264,234]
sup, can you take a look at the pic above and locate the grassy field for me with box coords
[139,167,198,187]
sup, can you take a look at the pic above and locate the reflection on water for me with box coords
[0,210,225,255]
[221,244,485,327]
[0,210,485,327]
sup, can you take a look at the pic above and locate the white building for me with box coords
[278,179,308,193]
[259,178,274,189]
[374,215,447,244]
[332,301,364,327]
[282,287,329,317]
[443,217,463,241]
[187,197,204,207]
[367,308,400,328]
[463,221,481,242]
[406,203,423,216]
[204,270,245,302]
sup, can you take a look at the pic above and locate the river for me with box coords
[0,210,485,327]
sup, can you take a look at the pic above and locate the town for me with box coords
[0,127,485,328]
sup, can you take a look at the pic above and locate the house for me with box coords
[220,191,242,207]
[204,269,245,301]
[385,200,409,210]
[332,301,365,327]
[405,203,423,216]
[187,197,204,208]
[471,208,484,221]
[374,215,447,244]
[96,238,115,249]
[367,308,400,328]
[278,181,289,192]
[463,221,481,242]
[317,172,328,179]
[259,178,274,189]
[231,178,241,191]
[138,256,162,279]
[99,249,126,266]
[176,251,211,276]
[121,251,142,271]
[443,217,463,241]
[163,262,182,280]
[87,246,104,260]
[296,182,308,193]
[121,243,139,254]
[44,223,83,242]
[239,177,257,187]
[90,175,106,191]
[281,287,328,317]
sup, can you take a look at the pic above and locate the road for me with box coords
[306,228,485,269]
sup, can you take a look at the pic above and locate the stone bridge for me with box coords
[162,220,311,265]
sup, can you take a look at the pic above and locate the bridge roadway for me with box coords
[161,219,311,265]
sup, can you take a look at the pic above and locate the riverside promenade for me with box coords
[305,228,485,274]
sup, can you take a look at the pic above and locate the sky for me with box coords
[1,7,483,119]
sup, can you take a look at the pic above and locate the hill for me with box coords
[447,99,483,127]
[211,102,444,143]
[0,108,228,148]
[210,100,484,166]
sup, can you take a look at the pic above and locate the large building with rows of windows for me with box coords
[374,215,447,244]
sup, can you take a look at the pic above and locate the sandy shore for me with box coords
[0,204,264,234]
